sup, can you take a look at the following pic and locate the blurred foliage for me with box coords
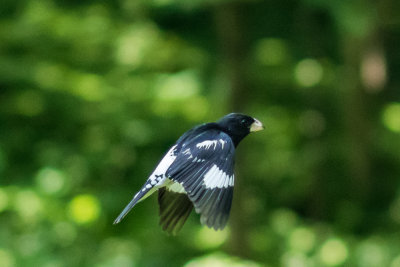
[1,0,400,266]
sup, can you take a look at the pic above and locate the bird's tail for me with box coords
[113,183,157,224]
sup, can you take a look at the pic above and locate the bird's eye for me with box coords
[241,119,247,125]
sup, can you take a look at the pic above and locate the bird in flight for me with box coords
[114,113,264,235]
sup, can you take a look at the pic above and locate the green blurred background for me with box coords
[1,0,400,266]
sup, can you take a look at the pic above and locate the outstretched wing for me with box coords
[158,187,193,235]
[166,130,235,230]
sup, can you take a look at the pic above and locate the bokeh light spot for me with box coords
[281,252,310,267]
[14,190,43,221]
[361,48,387,92]
[68,194,101,224]
[0,249,16,267]
[115,23,159,67]
[155,70,200,100]
[185,252,262,267]
[319,238,348,266]
[195,227,229,249]
[96,238,140,267]
[270,209,298,236]
[35,167,66,195]
[16,233,42,257]
[391,255,400,267]
[356,239,389,267]
[96,255,133,267]
[295,59,323,87]
[289,227,316,253]
[0,188,9,212]
[382,103,400,133]
[72,74,105,102]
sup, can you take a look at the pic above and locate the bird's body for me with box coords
[114,113,264,234]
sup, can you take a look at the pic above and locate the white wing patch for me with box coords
[203,164,234,189]
[149,145,177,185]
[192,157,206,163]
[196,139,226,150]
[219,139,225,149]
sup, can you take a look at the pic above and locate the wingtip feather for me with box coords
[113,196,140,225]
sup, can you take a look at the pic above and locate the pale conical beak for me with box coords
[250,118,264,132]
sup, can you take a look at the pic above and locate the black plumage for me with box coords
[113,113,264,234]
[158,188,193,235]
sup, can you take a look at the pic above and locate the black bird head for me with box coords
[216,113,264,146]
